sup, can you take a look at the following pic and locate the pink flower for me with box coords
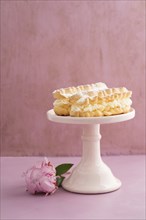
[24,158,58,195]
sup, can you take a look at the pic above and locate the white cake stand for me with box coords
[47,108,135,194]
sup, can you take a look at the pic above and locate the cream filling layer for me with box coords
[71,98,132,112]
[53,99,69,106]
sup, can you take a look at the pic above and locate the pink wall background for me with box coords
[1,1,145,156]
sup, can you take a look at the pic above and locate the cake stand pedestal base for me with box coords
[62,124,121,194]
[47,108,135,194]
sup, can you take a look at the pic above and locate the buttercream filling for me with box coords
[53,99,69,106]
[71,98,132,112]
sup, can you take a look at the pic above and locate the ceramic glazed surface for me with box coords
[48,109,135,193]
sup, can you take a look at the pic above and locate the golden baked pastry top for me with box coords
[53,82,108,99]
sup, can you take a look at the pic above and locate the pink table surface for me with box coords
[1,156,145,220]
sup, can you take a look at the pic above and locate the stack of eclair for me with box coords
[52,82,132,117]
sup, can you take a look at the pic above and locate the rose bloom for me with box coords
[24,158,58,195]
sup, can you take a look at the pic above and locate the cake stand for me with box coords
[47,108,135,194]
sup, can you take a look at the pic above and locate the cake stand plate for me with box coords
[47,108,135,194]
